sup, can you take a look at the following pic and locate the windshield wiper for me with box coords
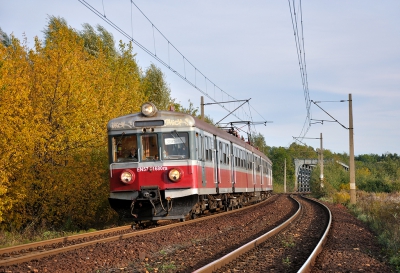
[172,130,188,148]
[116,132,126,146]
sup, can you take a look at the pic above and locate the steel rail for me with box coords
[0,194,276,267]
[193,194,332,273]
[297,195,332,273]
[0,225,132,256]
[193,195,302,273]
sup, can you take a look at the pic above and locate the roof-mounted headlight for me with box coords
[141,102,157,117]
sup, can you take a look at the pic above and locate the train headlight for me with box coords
[168,168,182,182]
[141,102,157,117]
[120,170,135,184]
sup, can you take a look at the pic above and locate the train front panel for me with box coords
[107,103,202,220]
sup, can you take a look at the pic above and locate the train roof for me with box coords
[107,110,195,131]
[107,108,271,163]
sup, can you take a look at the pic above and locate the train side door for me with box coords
[200,132,206,186]
[213,136,220,192]
[230,144,235,192]
[260,161,264,191]
[252,155,256,190]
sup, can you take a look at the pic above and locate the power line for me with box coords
[288,0,312,141]
[79,0,269,127]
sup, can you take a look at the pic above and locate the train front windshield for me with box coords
[112,134,139,163]
[162,132,189,159]
[111,132,189,163]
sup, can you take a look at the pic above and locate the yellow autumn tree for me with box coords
[1,17,147,230]
[0,38,35,227]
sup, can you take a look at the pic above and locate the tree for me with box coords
[0,17,147,230]
[173,100,214,124]
[0,27,11,47]
[249,132,270,156]
[0,36,34,225]
[80,23,118,58]
[140,64,173,110]
[268,146,295,190]
[288,142,318,159]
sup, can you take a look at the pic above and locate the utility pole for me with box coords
[320,133,324,188]
[311,95,356,202]
[200,96,204,120]
[349,93,356,204]
[284,158,287,193]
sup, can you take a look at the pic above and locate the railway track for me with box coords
[0,225,139,267]
[195,195,332,273]
[0,195,276,270]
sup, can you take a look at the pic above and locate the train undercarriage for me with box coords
[109,189,272,223]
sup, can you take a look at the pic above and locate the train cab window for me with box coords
[141,134,159,161]
[162,132,189,160]
[112,134,138,163]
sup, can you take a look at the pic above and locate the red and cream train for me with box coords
[107,102,273,221]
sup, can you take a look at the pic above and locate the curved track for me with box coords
[0,195,275,268]
[195,195,332,273]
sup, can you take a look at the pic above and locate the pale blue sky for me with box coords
[1,0,399,155]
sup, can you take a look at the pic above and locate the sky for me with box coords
[1,0,399,156]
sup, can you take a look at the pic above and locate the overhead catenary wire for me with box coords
[105,0,269,125]
[288,0,312,141]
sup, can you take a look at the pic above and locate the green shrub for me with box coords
[350,192,400,271]
[332,190,350,205]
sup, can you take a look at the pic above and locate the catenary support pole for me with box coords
[320,133,324,188]
[284,158,287,193]
[201,96,204,120]
[349,93,356,204]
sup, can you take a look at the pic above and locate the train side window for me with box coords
[222,143,226,164]
[201,135,205,161]
[207,137,211,161]
[195,133,199,160]
[204,137,208,161]
[236,149,239,168]
[219,141,223,163]
[224,143,228,165]
[208,137,213,162]
[240,150,244,168]
[237,149,240,167]
[198,134,202,160]
[225,144,230,165]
